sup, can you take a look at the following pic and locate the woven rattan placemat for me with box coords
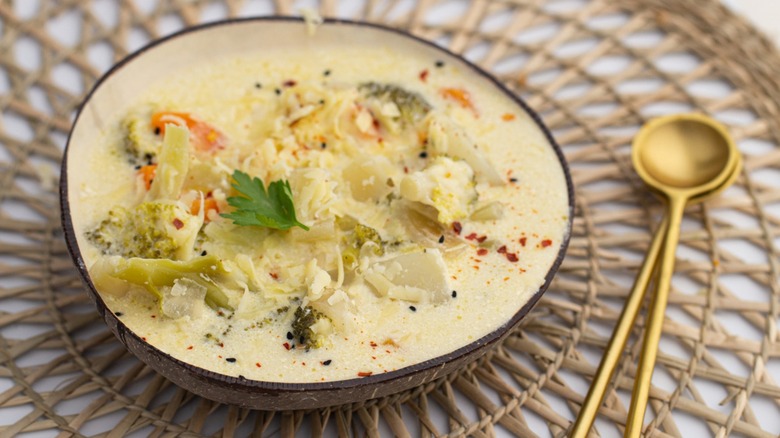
[2,0,780,436]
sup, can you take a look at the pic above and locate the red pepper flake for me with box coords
[302,362,306,366]
[282,79,297,87]
[283,342,291,350]
[269,272,279,280]
[151,315,156,319]
[256,362,262,368]
[219,342,224,348]
[358,371,373,377]
[497,245,507,254]
[541,239,552,248]
[519,237,527,247]
[371,356,376,360]
[477,248,488,256]
[403,166,409,174]
[476,235,487,243]
[142,337,147,342]
[419,69,429,82]
[502,113,516,121]
[506,253,519,262]
[187,345,193,350]
[452,221,463,235]
[466,232,478,241]
[172,218,184,229]
[370,341,378,348]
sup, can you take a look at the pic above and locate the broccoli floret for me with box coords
[86,202,200,260]
[354,223,384,255]
[93,255,232,310]
[359,82,431,125]
[122,112,159,166]
[291,305,331,350]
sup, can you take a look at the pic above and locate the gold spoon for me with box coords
[570,114,740,438]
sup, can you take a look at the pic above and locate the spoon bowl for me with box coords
[633,113,737,194]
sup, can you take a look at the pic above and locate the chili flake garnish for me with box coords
[502,113,516,121]
[452,221,462,235]
[358,371,373,377]
[541,239,552,248]
[282,80,297,87]
[519,237,527,246]
[419,69,429,82]
[506,253,519,262]
[256,362,262,368]
[283,342,291,350]
[172,218,184,230]
[187,345,193,350]
[477,248,488,256]
[497,245,507,254]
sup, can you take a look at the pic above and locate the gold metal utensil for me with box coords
[570,114,741,438]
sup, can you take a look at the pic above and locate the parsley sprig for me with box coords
[221,170,309,231]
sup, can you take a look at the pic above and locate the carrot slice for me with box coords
[137,164,157,191]
[151,111,226,152]
[190,196,219,221]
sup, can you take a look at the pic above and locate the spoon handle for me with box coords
[625,197,687,437]
[570,216,668,438]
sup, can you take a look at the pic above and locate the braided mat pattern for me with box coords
[2,0,780,436]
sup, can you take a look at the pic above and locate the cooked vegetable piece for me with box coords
[291,305,332,349]
[122,111,158,164]
[353,224,384,255]
[151,111,226,152]
[427,113,504,185]
[359,82,431,125]
[400,156,477,224]
[221,170,309,231]
[85,201,200,260]
[365,249,451,303]
[147,125,191,201]
[98,255,233,310]
[138,164,157,191]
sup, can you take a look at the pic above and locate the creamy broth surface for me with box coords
[74,46,569,382]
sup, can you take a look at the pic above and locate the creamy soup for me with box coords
[72,45,569,383]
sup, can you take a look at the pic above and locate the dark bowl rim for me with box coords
[60,15,575,396]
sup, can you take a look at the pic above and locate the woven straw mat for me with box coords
[2,0,780,436]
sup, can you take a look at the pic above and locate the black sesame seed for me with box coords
[323,69,331,76]
[154,127,160,135]
[321,142,327,149]
[299,336,305,345]
[451,290,457,298]
[409,306,417,312]
[254,82,262,89]
[509,177,518,183]
[226,357,236,363]
[274,88,281,95]
[286,332,294,340]
[115,312,123,317]
[435,60,445,68]
[319,99,325,105]
[323,359,332,366]
[438,235,445,244]
[419,151,428,158]
[201,250,207,256]
[134,164,142,170]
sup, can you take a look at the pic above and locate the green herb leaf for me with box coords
[221,170,309,231]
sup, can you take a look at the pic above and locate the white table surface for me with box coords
[2,1,779,437]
